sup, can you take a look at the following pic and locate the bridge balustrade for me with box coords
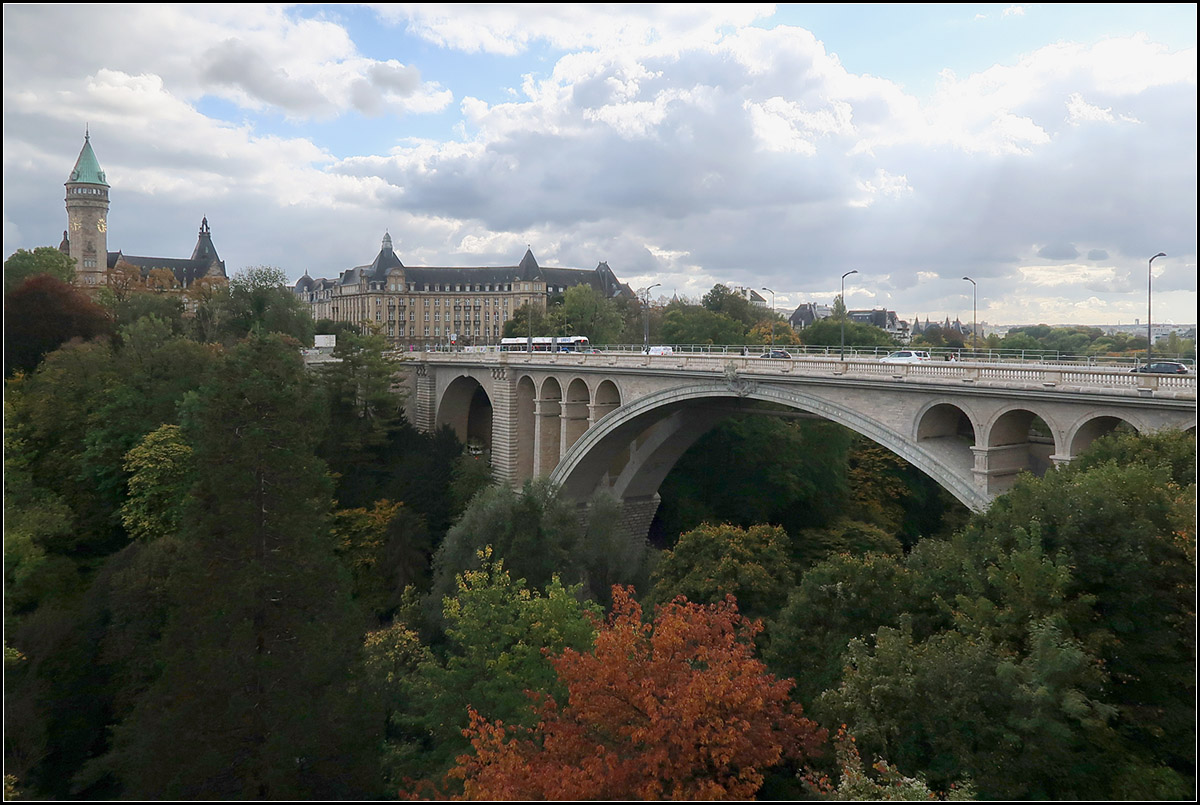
[403,349,1196,397]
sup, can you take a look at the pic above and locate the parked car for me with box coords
[880,350,931,364]
[1131,361,1190,374]
[759,349,792,359]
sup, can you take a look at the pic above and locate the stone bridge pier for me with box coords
[404,352,1197,546]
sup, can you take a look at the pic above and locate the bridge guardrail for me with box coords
[408,349,1197,398]
[420,342,1194,369]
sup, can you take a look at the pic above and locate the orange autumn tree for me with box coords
[443,586,826,800]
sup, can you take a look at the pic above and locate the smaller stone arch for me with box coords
[515,375,537,482]
[1066,414,1138,458]
[563,378,592,452]
[593,379,621,422]
[982,407,1057,494]
[915,401,978,481]
[537,377,563,475]
[436,375,493,449]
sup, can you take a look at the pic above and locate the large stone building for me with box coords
[58,132,227,288]
[295,233,632,349]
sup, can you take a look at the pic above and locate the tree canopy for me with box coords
[3,247,77,294]
[436,587,826,800]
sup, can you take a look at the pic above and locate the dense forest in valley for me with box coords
[4,250,1196,800]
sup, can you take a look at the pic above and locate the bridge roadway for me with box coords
[401,351,1196,542]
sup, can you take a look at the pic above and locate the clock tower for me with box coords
[64,130,110,286]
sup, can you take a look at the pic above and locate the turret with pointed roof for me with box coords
[60,131,229,291]
[64,130,111,285]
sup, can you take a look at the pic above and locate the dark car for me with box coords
[1131,361,1190,374]
[759,349,792,359]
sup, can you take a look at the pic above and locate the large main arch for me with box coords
[550,382,991,513]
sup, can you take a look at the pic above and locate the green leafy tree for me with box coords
[99,332,380,799]
[790,517,903,570]
[831,294,847,320]
[575,492,654,608]
[3,247,77,294]
[427,478,582,613]
[78,317,218,551]
[765,551,942,705]
[313,317,364,338]
[964,455,1195,780]
[659,303,746,345]
[656,416,851,540]
[105,288,186,334]
[804,725,975,800]
[390,550,600,782]
[449,454,495,514]
[650,522,795,620]
[316,329,406,508]
[779,431,1196,799]
[119,424,193,543]
[701,283,760,328]
[3,414,80,616]
[819,616,1119,800]
[502,300,566,339]
[798,317,896,350]
[561,284,624,344]
[1070,425,1195,485]
[5,339,122,558]
[214,266,314,344]
[333,500,432,622]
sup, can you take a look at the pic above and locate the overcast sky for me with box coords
[3,3,1196,325]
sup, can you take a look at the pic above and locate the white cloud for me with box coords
[375,3,776,55]
[2,5,1194,325]
[1066,93,1115,125]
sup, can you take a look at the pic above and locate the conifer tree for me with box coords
[102,332,380,799]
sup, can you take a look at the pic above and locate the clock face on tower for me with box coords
[97,218,107,233]
[70,220,82,233]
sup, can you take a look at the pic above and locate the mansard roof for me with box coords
[316,237,633,297]
[108,218,227,287]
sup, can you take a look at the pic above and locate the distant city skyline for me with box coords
[3,4,1196,325]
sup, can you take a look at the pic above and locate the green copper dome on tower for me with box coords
[67,130,108,186]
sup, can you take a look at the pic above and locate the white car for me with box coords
[880,350,931,364]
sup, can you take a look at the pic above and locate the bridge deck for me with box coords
[407,351,1197,402]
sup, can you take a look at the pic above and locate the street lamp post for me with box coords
[962,276,977,353]
[761,287,776,351]
[1148,252,1166,366]
[840,270,858,360]
[641,283,661,353]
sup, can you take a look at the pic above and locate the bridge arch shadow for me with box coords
[1066,414,1138,458]
[436,375,493,452]
[551,382,991,514]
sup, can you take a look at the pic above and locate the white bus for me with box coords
[499,335,593,353]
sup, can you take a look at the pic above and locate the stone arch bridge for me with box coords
[402,352,1196,541]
